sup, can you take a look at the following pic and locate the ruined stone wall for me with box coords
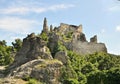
[64,40,107,55]
[77,24,82,33]
[58,23,107,55]
[59,23,79,35]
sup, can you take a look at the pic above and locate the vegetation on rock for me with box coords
[40,32,48,42]
[0,18,120,84]
[12,38,22,52]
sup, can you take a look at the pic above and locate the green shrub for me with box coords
[0,45,13,65]
[78,72,87,84]
[22,75,30,81]
[27,78,42,84]
[27,79,37,84]
[61,61,78,80]
[63,78,79,84]
[53,41,67,57]
[66,31,73,38]
[40,32,48,41]
[12,38,22,52]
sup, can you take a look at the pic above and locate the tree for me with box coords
[0,44,13,65]
[12,38,22,51]
[0,40,7,46]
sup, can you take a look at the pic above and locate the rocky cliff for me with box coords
[6,33,63,84]
[4,18,107,84]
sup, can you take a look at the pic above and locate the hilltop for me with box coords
[0,18,120,84]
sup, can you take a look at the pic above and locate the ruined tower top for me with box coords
[50,25,53,32]
[77,24,82,33]
[42,17,48,33]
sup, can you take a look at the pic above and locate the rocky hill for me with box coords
[0,18,116,84]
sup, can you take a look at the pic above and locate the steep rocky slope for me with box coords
[2,18,108,84]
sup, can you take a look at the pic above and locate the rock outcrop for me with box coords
[8,59,63,84]
[9,33,53,69]
[6,31,63,84]
[54,51,68,65]
[4,18,108,84]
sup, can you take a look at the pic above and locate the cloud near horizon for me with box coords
[0,17,40,34]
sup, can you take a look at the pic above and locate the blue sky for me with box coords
[0,0,120,55]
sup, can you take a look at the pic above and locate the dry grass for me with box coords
[35,59,63,69]
[0,78,27,84]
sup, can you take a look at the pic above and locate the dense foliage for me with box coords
[60,51,120,84]
[0,33,120,84]
[40,32,48,41]
[0,39,22,65]
[0,40,13,65]
[12,38,22,52]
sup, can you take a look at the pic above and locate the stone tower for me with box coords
[50,25,53,32]
[90,35,97,43]
[42,17,48,33]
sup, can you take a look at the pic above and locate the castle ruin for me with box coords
[42,18,107,55]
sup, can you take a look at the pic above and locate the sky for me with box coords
[0,0,120,55]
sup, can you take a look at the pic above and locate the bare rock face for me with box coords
[7,33,63,84]
[10,33,53,69]
[8,59,63,84]
[54,51,68,65]
[0,78,27,84]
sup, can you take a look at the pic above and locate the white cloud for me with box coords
[0,4,75,15]
[48,4,74,11]
[0,7,30,14]
[116,26,120,32]
[0,17,40,34]
[108,5,120,11]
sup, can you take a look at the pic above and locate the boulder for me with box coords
[8,59,63,84]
